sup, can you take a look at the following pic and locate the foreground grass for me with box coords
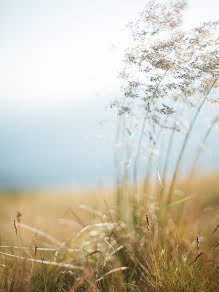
[0,174,218,291]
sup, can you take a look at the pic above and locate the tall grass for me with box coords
[0,174,218,291]
[0,0,219,291]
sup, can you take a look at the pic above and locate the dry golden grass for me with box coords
[0,173,218,291]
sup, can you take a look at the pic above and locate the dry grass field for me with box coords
[0,173,218,291]
[1,0,219,291]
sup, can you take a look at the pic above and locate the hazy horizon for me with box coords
[1,0,219,190]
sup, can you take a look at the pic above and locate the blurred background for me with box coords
[0,0,219,191]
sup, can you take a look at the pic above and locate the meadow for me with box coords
[0,1,219,291]
[0,172,218,291]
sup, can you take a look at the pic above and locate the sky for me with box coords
[0,0,146,110]
[1,0,219,110]
[0,0,218,189]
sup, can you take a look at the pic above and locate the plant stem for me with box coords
[188,115,219,185]
[133,114,147,190]
[176,115,219,225]
[167,80,217,204]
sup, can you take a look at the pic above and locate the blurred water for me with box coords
[0,99,115,190]
[0,98,218,190]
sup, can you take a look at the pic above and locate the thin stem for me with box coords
[189,115,219,183]
[133,70,169,190]
[158,119,177,216]
[133,114,147,189]
[144,118,167,190]
[161,100,180,191]
[176,115,219,225]
[161,121,177,189]
[167,80,217,204]
[114,116,122,215]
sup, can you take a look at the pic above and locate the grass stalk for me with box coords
[167,80,217,205]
